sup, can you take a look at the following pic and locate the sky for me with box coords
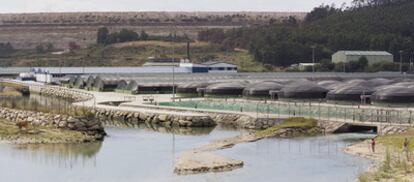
[0,0,353,13]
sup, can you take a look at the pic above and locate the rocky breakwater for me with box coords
[31,86,92,102]
[91,108,216,128]
[0,107,105,143]
[209,113,282,129]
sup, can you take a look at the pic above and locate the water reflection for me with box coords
[0,126,373,181]
[103,120,216,136]
[0,94,73,113]
[9,142,102,169]
[207,133,375,182]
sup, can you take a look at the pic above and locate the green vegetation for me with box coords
[0,90,22,97]
[0,42,14,55]
[255,117,320,138]
[98,27,190,45]
[0,82,27,97]
[358,128,414,181]
[0,40,266,72]
[0,119,90,144]
[377,129,414,150]
[199,0,414,71]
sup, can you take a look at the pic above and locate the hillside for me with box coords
[0,11,306,49]
[0,41,268,72]
[199,0,414,69]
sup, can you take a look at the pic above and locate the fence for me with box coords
[160,99,414,125]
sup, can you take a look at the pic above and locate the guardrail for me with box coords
[164,98,414,126]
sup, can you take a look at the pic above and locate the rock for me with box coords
[58,120,67,127]
[158,114,168,122]
[174,152,244,175]
[67,117,80,123]
[178,120,191,127]
[27,117,34,122]
[74,121,86,128]
[53,115,61,120]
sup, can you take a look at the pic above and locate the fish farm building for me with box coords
[332,51,394,65]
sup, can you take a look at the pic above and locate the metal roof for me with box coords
[201,61,237,66]
[338,51,393,56]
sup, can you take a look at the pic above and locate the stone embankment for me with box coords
[378,125,409,135]
[318,120,410,135]
[91,108,216,127]
[31,86,93,102]
[0,107,105,141]
[210,113,282,129]
[123,104,283,129]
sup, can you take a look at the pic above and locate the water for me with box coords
[0,94,73,113]
[0,125,373,182]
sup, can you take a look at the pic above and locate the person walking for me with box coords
[371,138,376,153]
[403,138,410,160]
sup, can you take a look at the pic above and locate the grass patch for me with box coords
[357,129,414,181]
[255,117,319,138]
[0,90,22,97]
[377,128,414,150]
[0,119,90,144]
[0,82,27,90]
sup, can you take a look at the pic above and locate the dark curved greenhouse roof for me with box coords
[243,81,284,97]
[68,76,77,86]
[205,81,249,95]
[366,78,393,87]
[177,82,211,94]
[372,86,414,103]
[116,80,130,90]
[93,76,119,91]
[317,80,341,87]
[73,76,86,89]
[317,80,344,90]
[327,84,374,101]
[85,75,96,89]
[127,80,139,91]
[279,81,328,99]
[346,79,365,85]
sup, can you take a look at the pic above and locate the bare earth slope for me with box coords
[0,11,306,49]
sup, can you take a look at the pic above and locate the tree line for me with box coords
[97,27,190,45]
[197,0,414,71]
[0,42,14,56]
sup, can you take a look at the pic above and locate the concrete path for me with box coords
[69,88,414,129]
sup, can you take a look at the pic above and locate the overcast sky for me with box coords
[0,0,353,13]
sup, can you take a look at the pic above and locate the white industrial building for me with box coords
[332,51,394,65]
[201,61,238,73]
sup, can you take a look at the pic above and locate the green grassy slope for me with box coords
[0,41,267,72]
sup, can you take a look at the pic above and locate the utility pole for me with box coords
[399,50,403,74]
[172,26,176,102]
[311,45,316,73]
[410,52,413,72]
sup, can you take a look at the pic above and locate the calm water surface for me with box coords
[0,125,373,182]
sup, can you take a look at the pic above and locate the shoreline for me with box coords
[344,134,414,181]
